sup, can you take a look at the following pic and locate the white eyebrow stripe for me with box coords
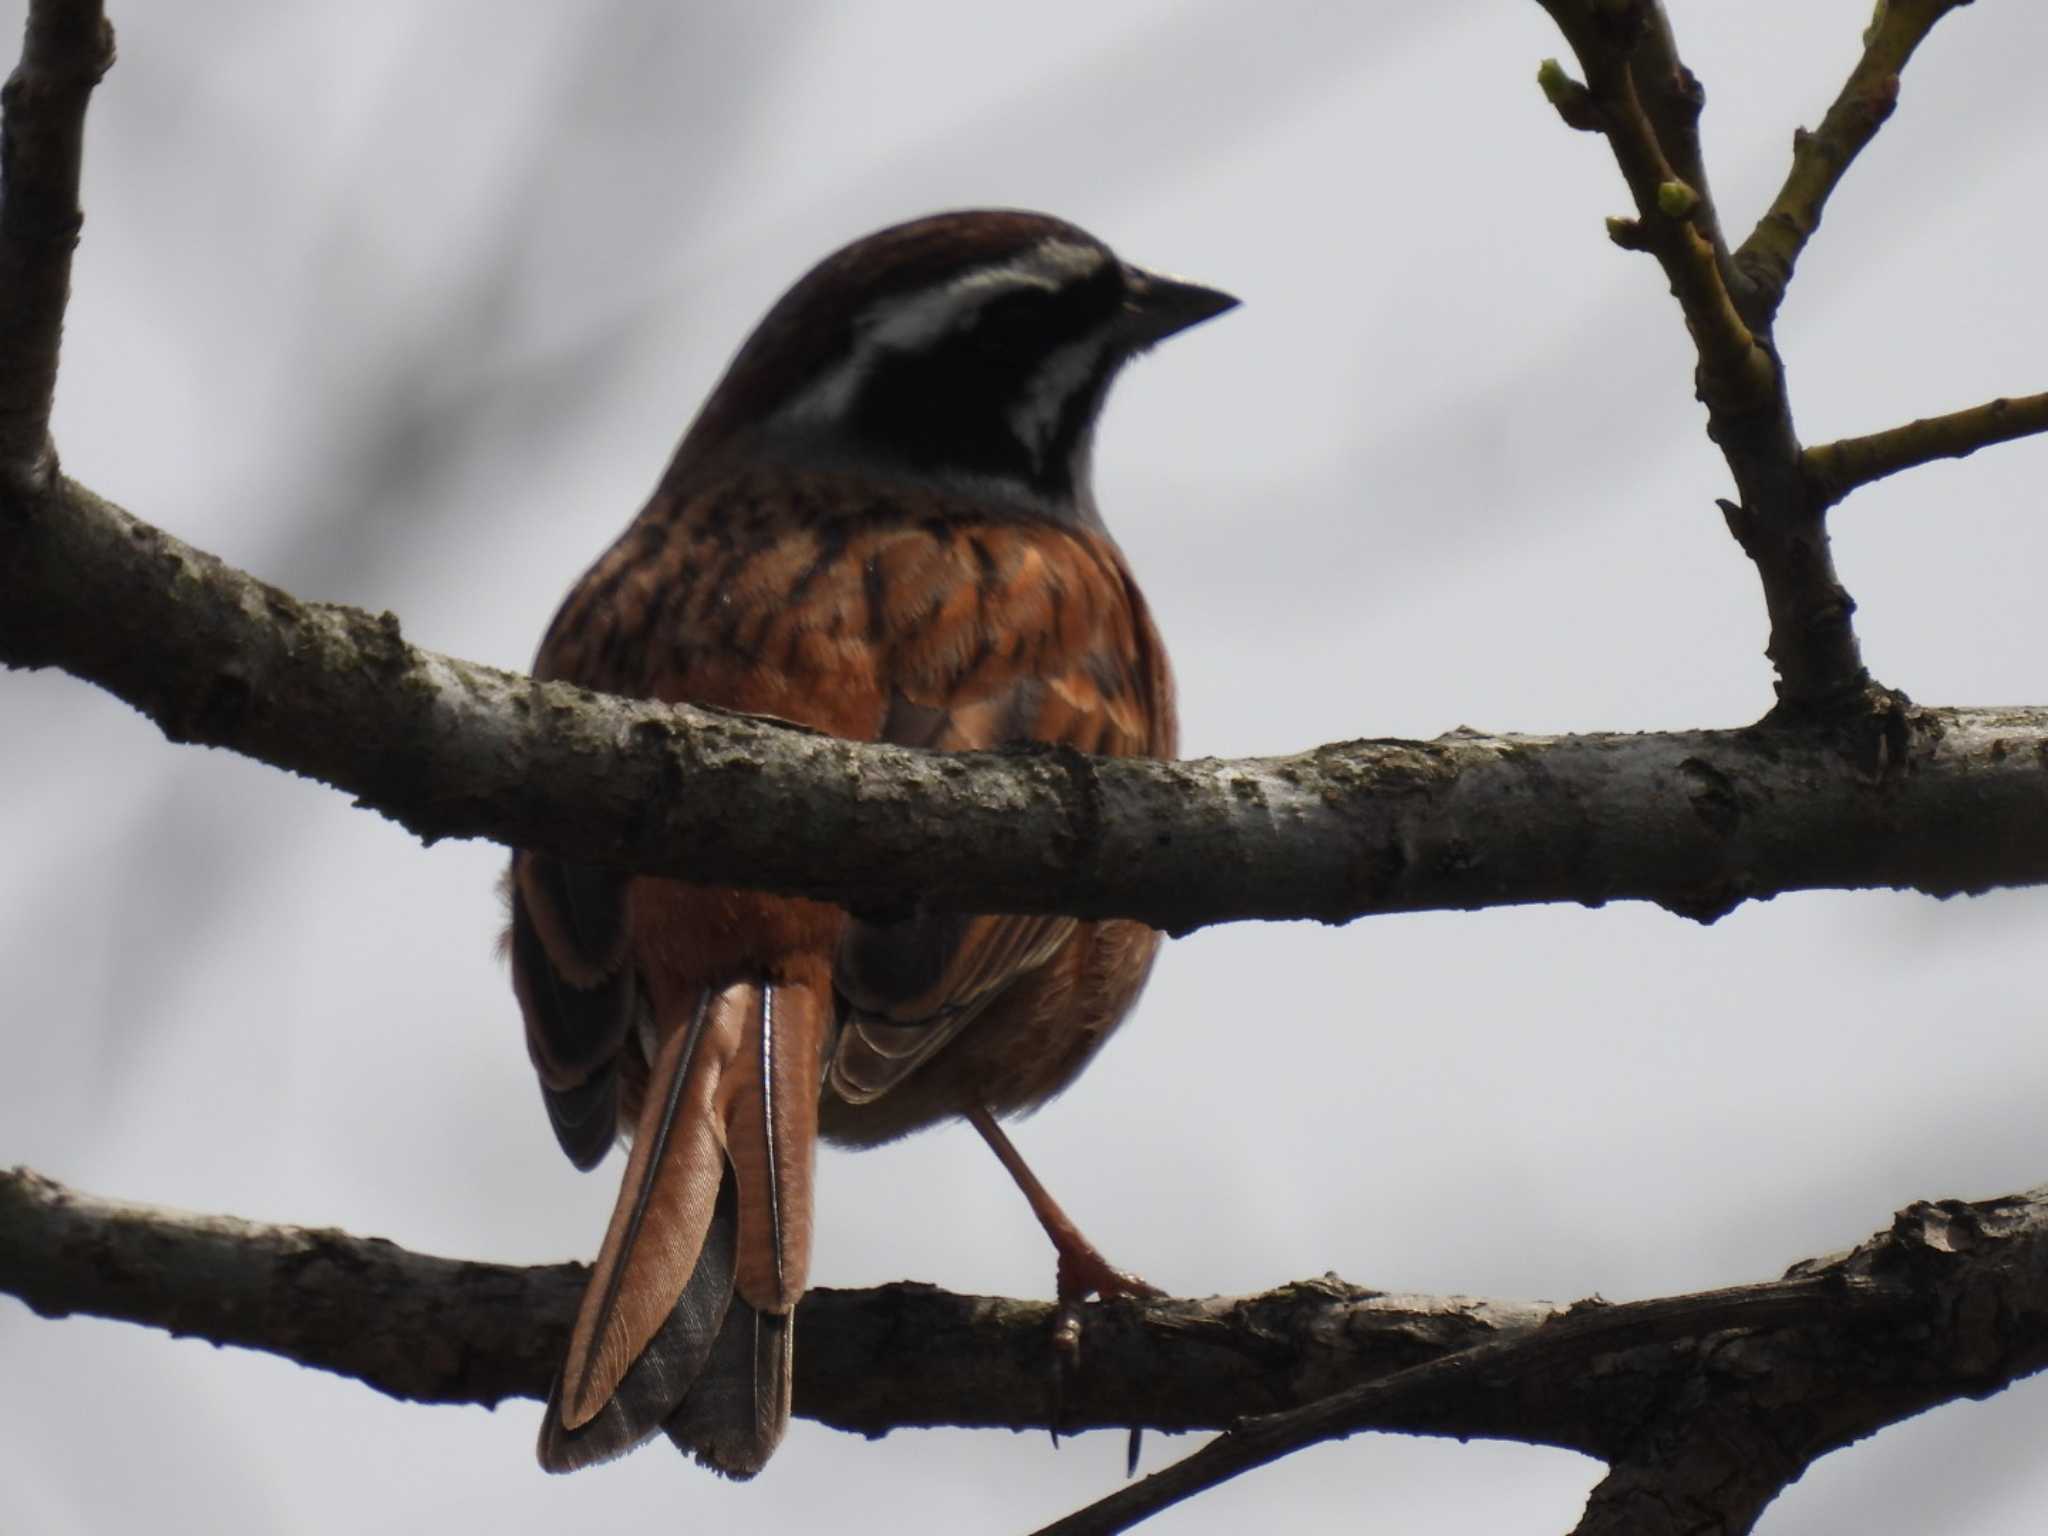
[774,239,1108,426]
[863,239,1106,352]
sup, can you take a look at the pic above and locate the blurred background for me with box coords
[4,2,2047,1531]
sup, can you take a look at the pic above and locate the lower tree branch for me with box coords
[8,477,2048,935]
[1805,390,2048,509]
[1046,1191,2048,1536]
[10,1166,2047,1536]
[0,1165,1567,1439]
[1035,1275,1886,1536]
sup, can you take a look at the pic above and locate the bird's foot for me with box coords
[1047,1235,1167,1449]
[1056,1245,1166,1307]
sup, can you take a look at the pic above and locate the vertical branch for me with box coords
[1535,0,1871,714]
[0,0,112,490]
[1536,1,2008,718]
[1571,1417,1797,1536]
[1633,2,1732,285]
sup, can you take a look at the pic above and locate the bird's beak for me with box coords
[1120,266,1240,348]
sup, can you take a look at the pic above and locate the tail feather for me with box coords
[542,975,829,1475]
[538,1173,739,1471]
[558,987,728,1429]
[664,1297,794,1477]
[717,982,824,1314]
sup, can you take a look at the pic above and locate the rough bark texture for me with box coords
[6,477,2048,935]
[0,0,109,482]
[1540,0,1862,715]
[7,1166,2047,1536]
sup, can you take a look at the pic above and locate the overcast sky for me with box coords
[5,3,2048,1532]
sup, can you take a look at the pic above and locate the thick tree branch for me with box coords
[8,479,2048,932]
[3,1,2042,938]
[1735,0,1975,325]
[0,0,109,486]
[0,1165,1578,1439]
[10,1167,2047,1536]
[1806,390,2048,510]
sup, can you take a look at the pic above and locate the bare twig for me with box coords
[0,0,111,486]
[0,1164,1603,1443]
[1634,2,1731,283]
[1736,0,1976,325]
[1806,390,2048,509]
[1533,0,1770,416]
[1532,0,1871,713]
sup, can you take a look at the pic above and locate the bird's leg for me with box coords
[966,1106,1164,1305]
[968,1105,1162,1446]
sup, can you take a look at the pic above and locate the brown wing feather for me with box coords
[508,853,637,1168]
[507,506,682,1171]
[827,516,1168,1106]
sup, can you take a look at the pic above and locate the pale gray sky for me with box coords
[5,3,2048,1532]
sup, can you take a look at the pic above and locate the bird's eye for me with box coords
[960,291,1046,359]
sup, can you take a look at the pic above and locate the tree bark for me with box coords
[7,477,2048,935]
[7,1166,2047,1536]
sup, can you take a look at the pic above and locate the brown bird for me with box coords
[507,210,1233,1476]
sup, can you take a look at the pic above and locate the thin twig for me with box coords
[1634,2,1732,281]
[1805,390,2048,509]
[0,0,112,486]
[1736,0,1976,325]
[1532,0,1874,712]
[1533,0,1772,416]
[1031,1278,1890,1536]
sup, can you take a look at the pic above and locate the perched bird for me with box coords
[507,210,1234,1477]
